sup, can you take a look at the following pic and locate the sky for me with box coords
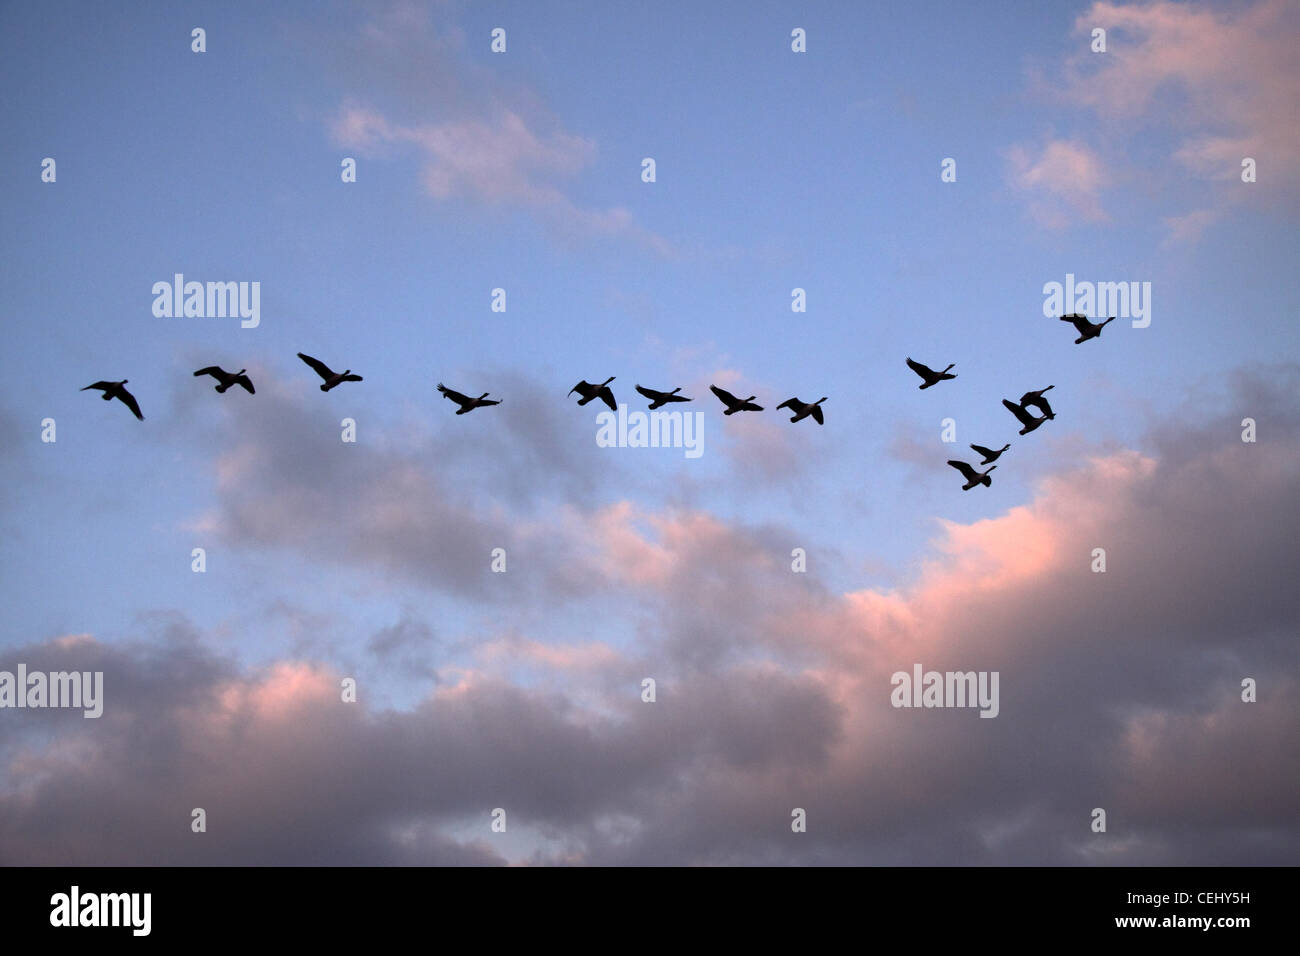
[0,0,1296,865]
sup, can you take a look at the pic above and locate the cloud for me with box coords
[3,367,1297,864]
[1006,139,1108,228]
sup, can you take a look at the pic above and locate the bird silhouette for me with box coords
[710,385,763,415]
[1002,398,1050,435]
[1061,314,1115,344]
[194,366,255,394]
[906,357,957,389]
[569,377,617,411]
[777,396,827,424]
[81,379,143,420]
[948,459,996,490]
[1019,385,1055,419]
[298,352,363,391]
[437,383,500,414]
[970,443,1010,465]
[634,385,692,409]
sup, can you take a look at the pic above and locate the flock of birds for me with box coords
[81,313,1116,490]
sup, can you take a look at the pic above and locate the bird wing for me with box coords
[710,385,737,406]
[598,387,617,411]
[438,384,471,405]
[236,375,255,394]
[970,444,994,457]
[478,399,501,407]
[664,392,691,403]
[905,357,931,378]
[947,460,978,480]
[297,352,334,380]
[1034,396,1054,416]
[342,374,363,383]
[810,405,824,425]
[194,366,222,378]
[1061,314,1091,333]
[741,400,764,412]
[1002,399,1034,425]
[635,384,660,402]
[81,381,112,392]
[777,398,797,410]
[117,387,144,420]
[569,381,590,397]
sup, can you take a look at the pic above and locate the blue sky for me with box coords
[1,0,1297,865]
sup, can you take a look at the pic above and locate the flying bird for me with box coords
[193,366,255,394]
[970,443,1010,465]
[1060,313,1116,344]
[1019,385,1055,419]
[634,385,692,409]
[437,383,500,414]
[569,377,617,411]
[776,396,827,424]
[298,352,363,391]
[80,379,143,420]
[710,385,763,415]
[906,357,957,389]
[948,459,996,490]
[1002,398,1050,435]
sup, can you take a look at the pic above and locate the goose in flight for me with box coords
[710,385,763,415]
[776,396,827,424]
[298,352,363,391]
[1019,385,1055,419]
[194,366,255,394]
[635,385,692,409]
[948,459,996,490]
[906,357,957,389]
[437,383,500,414]
[569,377,617,411]
[1002,398,1050,435]
[970,442,1010,465]
[81,379,143,420]
[1061,314,1115,344]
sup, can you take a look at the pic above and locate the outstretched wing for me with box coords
[1060,314,1091,333]
[906,357,932,378]
[810,405,824,425]
[236,375,255,394]
[1031,396,1054,417]
[777,398,797,411]
[194,366,223,379]
[947,460,977,481]
[970,444,994,457]
[478,398,501,407]
[710,385,737,406]
[438,384,471,405]
[598,386,617,411]
[297,352,334,380]
[741,400,764,412]
[569,381,590,397]
[117,387,144,420]
[341,374,363,383]
[81,381,112,392]
[1002,398,1034,426]
[663,392,691,403]
[635,384,661,402]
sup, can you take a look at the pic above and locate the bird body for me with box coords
[1061,314,1115,344]
[194,365,255,394]
[569,377,617,411]
[948,459,996,490]
[81,380,143,420]
[635,385,692,410]
[298,352,363,391]
[970,443,1010,465]
[776,396,826,424]
[437,383,500,414]
[1002,398,1049,435]
[906,357,957,389]
[710,385,763,415]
